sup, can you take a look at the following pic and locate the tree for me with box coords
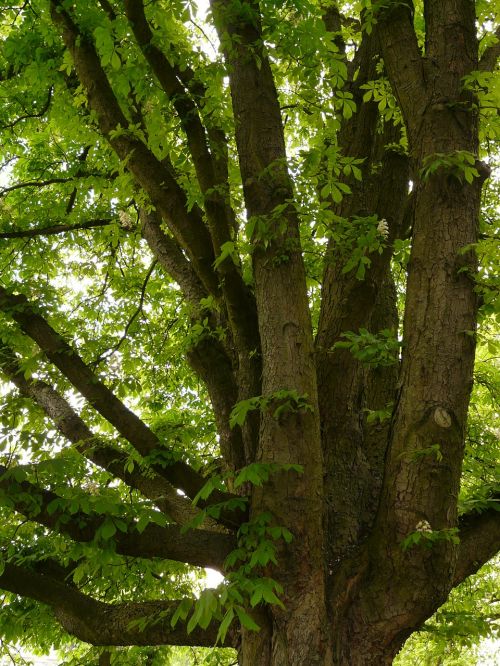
[0,0,498,663]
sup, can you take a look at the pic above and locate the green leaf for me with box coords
[217,607,234,643]
[229,397,262,428]
[235,606,260,631]
[98,518,116,540]
[111,51,121,71]
[136,514,150,534]
[213,241,239,269]
[250,588,263,607]
[262,586,285,609]
[171,599,193,628]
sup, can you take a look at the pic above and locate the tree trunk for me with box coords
[1,2,499,665]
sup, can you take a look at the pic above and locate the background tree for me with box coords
[0,0,498,664]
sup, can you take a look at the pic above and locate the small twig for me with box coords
[0,175,86,197]
[1,86,53,130]
[0,638,32,665]
[93,260,157,364]
[189,17,218,56]
[65,145,91,214]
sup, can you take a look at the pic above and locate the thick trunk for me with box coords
[209,2,331,662]
[240,593,332,665]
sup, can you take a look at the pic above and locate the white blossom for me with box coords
[415,520,432,533]
[118,210,133,228]
[377,218,389,239]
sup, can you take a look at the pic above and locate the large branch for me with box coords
[208,0,322,473]
[0,562,236,647]
[424,0,479,78]
[316,29,409,560]
[122,0,232,211]
[453,501,500,586]
[373,0,481,548]
[317,32,407,350]
[142,208,249,469]
[209,6,328,659]
[122,0,230,237]
[0,291,214,502]
[140,209,208,306]
[0,468,235,571]
[0,319,244,528]
[50,0,219,297]
[377,2,427,137]
[348,0,484,648]
[123,0,260,396]
[140,209,247,469]
[0,341,218,526]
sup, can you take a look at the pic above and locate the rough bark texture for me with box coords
[0,1,498,664]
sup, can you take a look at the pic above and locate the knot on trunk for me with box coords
[433,406,452,428]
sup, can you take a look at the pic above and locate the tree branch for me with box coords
[50,0,220,297]
[65,145,91,214]
[140,209,207,306]
[123,0,229,229]
[453,500,500,586]
[0,341,216,526]
[423,0,479,74]
[140,210,247,469]
[479,26,500,71]
[0,467,236,570]
[0,175,99,198]
[207,0,321,481]
[315,33,408,560]
[0,328,244,528]
[0,218,113,239]
[123,0,260,379]
[0,562,237,647]
[95,259,157,362]
[0,289,210,500]
[318,219,407,561]
[377,2,427,135]
[0,86,53,130]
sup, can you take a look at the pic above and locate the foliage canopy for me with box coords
[0,0,499,664]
